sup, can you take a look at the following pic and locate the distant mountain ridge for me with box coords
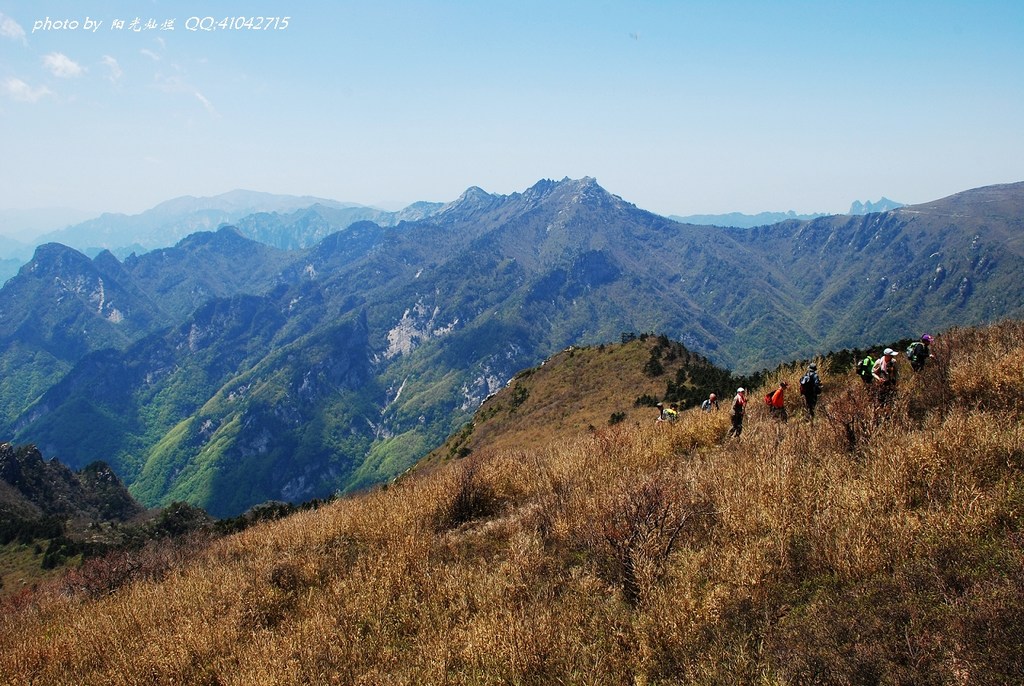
[0,177,1022,516]
[669,209,829,228]
[2,190,906,283]
[230,201,445,250]
[36,190,361,255]
[0,191,446,283]
[669,197,904,228]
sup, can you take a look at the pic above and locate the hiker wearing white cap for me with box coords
[871,348,899,404]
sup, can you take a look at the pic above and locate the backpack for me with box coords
[856,356,874,380]
[765,392,773,406]
[906,341,925,362]
[799,372,812,395]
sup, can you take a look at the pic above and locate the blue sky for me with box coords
[1,1,1022,219]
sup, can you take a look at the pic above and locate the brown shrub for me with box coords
[431,453,501,532]
[59,533,212,599]
[820,384,882,453]
[946,320,1024,413]
[587,471,715,605]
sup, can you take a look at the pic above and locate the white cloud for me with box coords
[101,55,123,83]
[140,48,160,61]
[154,73,186,93]
[2,77,52,102]
[152,73,219,118]
[194,91,218,117]
[43,52,84,78]
[0,13,27,44]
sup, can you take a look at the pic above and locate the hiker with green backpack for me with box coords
[906,334,934,372]
[856,354,875,384]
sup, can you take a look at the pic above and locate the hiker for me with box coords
[907,334,934,372]
[655,402,678,423]
[701,393,720,412]
[728,388,747,437]
[765,381,788,422]
[856,354,875,384]
[871,347,899,404]
[799,363,823,419]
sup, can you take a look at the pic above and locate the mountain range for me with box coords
[0,190,901,284]
[0,177,1022,516]
[669,197,904,229]
[0,191,445,285]
[34,190,361,256]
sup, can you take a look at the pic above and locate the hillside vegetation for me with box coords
[1,321,1022,684]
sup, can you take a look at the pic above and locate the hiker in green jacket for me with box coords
[655,402,678,423]
[856,354,875,384]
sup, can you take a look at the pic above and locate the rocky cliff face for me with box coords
[0,443,142,523]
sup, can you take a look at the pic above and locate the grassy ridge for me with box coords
[1,321,1022,684]
[426,334,759,465]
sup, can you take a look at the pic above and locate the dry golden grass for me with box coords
[1,321,1023,684]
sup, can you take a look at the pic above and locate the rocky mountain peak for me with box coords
[91,249,127,276]
[451,186,499,208]
[522,176,598,198]
[25,242,94,277]
[175,225,251,251]
[517,176,626,213]
[849,197,904,215]
[433,186,505,223]
[0,442,143,522]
